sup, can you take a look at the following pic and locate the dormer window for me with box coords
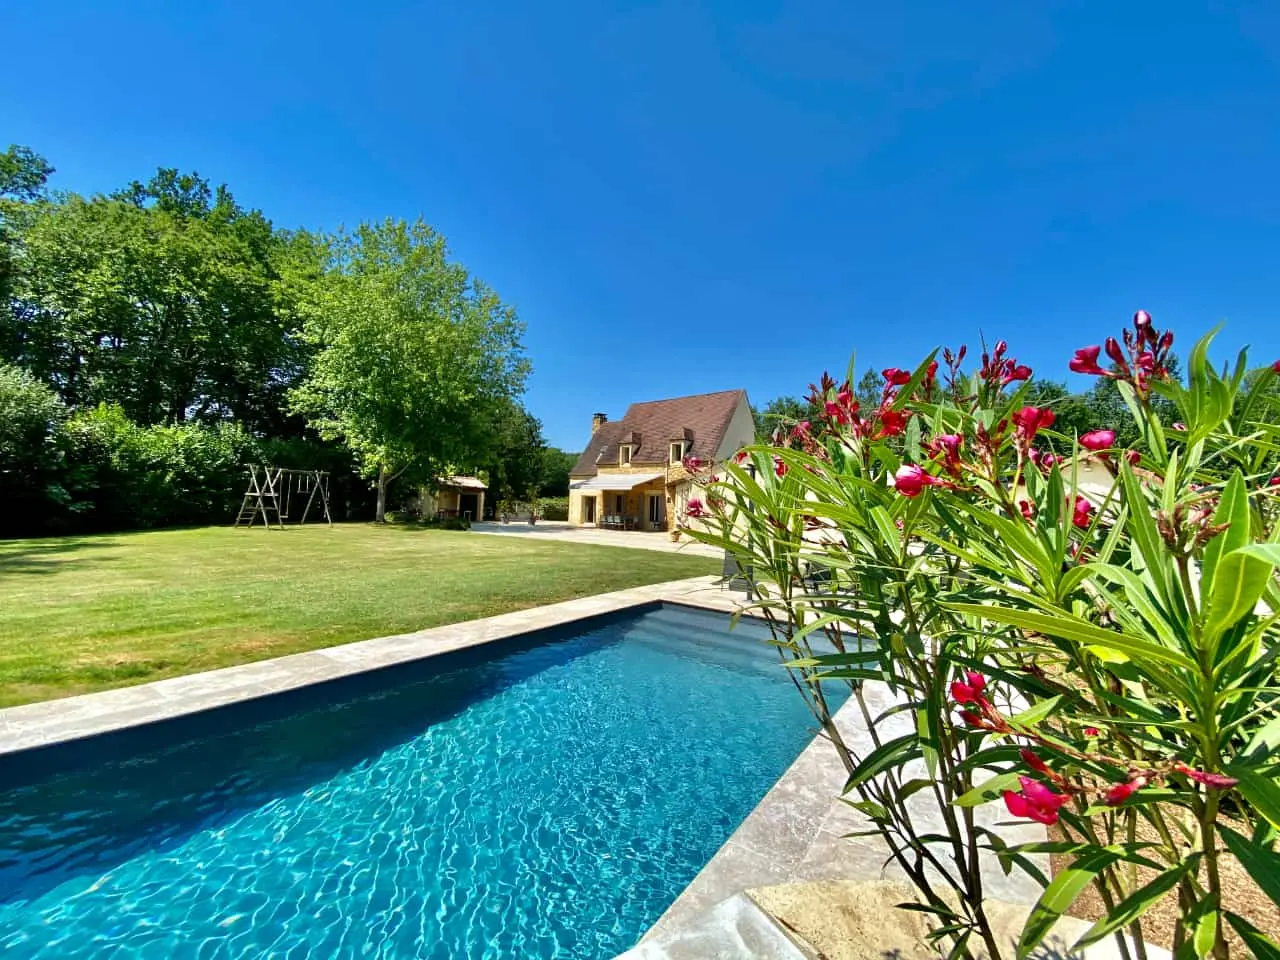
[669,441,687,463]
[619,444,634,466]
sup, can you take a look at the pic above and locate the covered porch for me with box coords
[424,476,487,521]
[569,472,671,532]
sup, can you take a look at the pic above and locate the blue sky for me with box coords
[6,1,1279,450]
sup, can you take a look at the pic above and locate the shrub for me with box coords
[688,318,1280,959]
[0,364,69,535]
[59,404,260,530]
[538,496,569,521]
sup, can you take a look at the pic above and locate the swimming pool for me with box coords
[0,604,844,959]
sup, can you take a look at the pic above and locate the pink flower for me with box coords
[1013,406,1055,440]
[837,388,856,409]
[876,409,909,438]
[960,710,983,728]
[950,671,987,704]
[1084,727,1100,737]
[1079,429,1115,451]
[1003,777,1069,825]
[774,458,788,478]
[1019,748,1049,774]
[1018,499,1035,521]
[683,455,703,471]
[791,420,811,440]
[1175,763,1239,789]
[1172,422,1186,431]
[1105,779,1144,806]
[1072,495,1094,529]
[1003,364,1033,384]
[894,464,930,497]
[734,450,748,463]
[1070,345,1106,376]
[1105,336,1126,368]
[882,367,912,386]
[1273,360,1280,374]
[934,433,962,455]
[1133,309,1152,332]
[685,498,706,518]
[1126,450,1141,466]
[824,400,848,425]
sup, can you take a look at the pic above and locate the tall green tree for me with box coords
[2,169,301,430]
[290,218,529,521]
[0,145,53,201]
[752,394,813,439]
[476,401,545,504]
[538,447,578,497]
[854,366,883,410]
[0,145,54,326]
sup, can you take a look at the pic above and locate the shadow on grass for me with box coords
[0,537,118,576]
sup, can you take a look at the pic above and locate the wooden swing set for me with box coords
[233,465,333,529]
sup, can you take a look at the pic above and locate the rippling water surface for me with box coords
[0,605,841,959]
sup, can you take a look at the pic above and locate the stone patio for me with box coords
[471,520,722,556]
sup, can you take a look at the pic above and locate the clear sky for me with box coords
[5,1,1279,449]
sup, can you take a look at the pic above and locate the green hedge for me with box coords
[538,496,569,520]
[56,404,261,532]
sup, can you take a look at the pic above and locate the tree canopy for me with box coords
[0,145,541,532]
[288,219,529,521]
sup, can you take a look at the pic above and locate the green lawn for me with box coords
[0,524,717,708]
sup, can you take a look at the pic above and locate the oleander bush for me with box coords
[685,313,1280,960]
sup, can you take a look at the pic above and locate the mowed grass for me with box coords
[0,524,718,708]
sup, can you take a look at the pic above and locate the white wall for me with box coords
[715,395,757,461]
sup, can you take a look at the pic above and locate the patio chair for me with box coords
[722,550,754,597]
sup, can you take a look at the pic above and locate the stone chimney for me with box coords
[591,412,608,433]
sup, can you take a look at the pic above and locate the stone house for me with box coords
[567,389,753,532]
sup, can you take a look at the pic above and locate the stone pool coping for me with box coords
[631,676,1050,958]
[0,575,737,757]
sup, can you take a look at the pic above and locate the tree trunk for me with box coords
[375,466,388,523]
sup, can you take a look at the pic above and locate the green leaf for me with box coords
[841,798,890,821]
[942,602,1198,671]
[1231,769,1280,830]
[1072,864,1189,950]
[843,734,919,792]
[1118,460,1175,608]
[1243,714,1280,765]
[1225,912,1280,960]
[1204,548,1273,644]
[953,771,1020,807]
[1237,542,1280,567]
[1201,471,1250,596]
[1006,695,1063,731]
[1218,822,1280,903]
[1018,849,1124,959]
[1193,907,1219,960]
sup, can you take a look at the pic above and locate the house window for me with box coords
[615,494,625,514]
[619,444,633,466]
[670,441,686,463]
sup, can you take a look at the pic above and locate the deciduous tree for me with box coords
[289,218,529,521]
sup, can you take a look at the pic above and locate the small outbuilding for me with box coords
[421,476,487,521]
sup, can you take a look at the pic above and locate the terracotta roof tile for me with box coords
[569,389,747,477]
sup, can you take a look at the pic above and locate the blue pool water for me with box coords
[0,604,843,959]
